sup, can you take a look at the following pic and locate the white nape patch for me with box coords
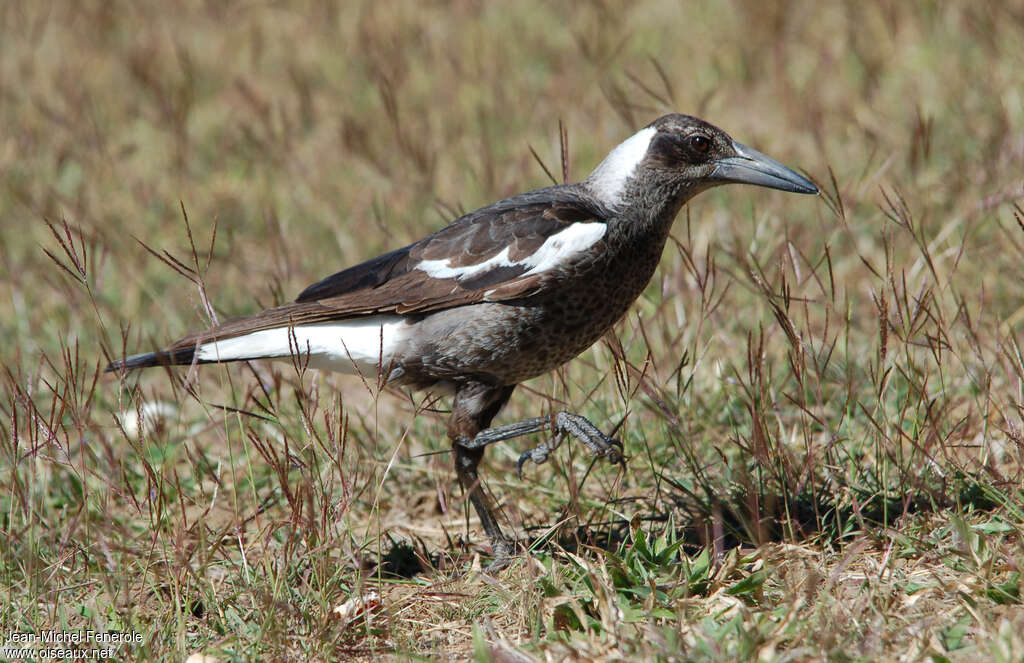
[584,126,657,208]
[195,315,409,376]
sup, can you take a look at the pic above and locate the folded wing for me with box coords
[106,186,608,371]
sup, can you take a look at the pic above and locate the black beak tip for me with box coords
[794,177,820,195]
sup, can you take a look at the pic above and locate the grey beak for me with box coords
[711,141,818,194]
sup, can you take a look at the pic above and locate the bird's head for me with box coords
[584,113,818,212]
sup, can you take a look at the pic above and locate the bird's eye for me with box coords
[689,135,711,153]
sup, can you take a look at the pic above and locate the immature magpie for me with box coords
[107,114,817,566]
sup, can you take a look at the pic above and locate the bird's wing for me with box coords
[168,187,608,346]
[302,188,605,310]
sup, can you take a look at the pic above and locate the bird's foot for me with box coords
[483,537,519,573]
[456,411,625,478]
[517,411,624,477]
[516,434,563,477]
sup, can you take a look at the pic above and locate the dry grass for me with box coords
[2,1,1023,661]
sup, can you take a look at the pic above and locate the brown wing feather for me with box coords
[167,187,604,349]
[166,270,548,354]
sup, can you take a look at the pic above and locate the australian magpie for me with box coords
[107,113,818,567]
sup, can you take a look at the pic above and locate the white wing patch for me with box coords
[520,222,606,276]
[195,315,409,376]
[414,222,607,285]
[416,246,515,279]
[583,126,656,208]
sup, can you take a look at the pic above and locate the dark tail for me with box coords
[104,346,201,374]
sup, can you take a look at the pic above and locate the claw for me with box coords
[517,442,553,478]
[605,438,625,465]
[516,450,531,479]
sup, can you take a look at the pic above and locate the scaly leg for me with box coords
[448,383,518,569]
[452,444,516,564]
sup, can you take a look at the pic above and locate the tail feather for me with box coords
[105,311,408,376]
[104,346,202,373]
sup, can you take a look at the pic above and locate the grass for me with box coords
[2,1,1023,660]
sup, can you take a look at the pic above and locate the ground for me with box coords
[1,1,1023,661]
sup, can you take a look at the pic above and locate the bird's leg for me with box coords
[449,383,518,570]
[456,411,625,477]
[455,416,553,449]
[452,444,516,563]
